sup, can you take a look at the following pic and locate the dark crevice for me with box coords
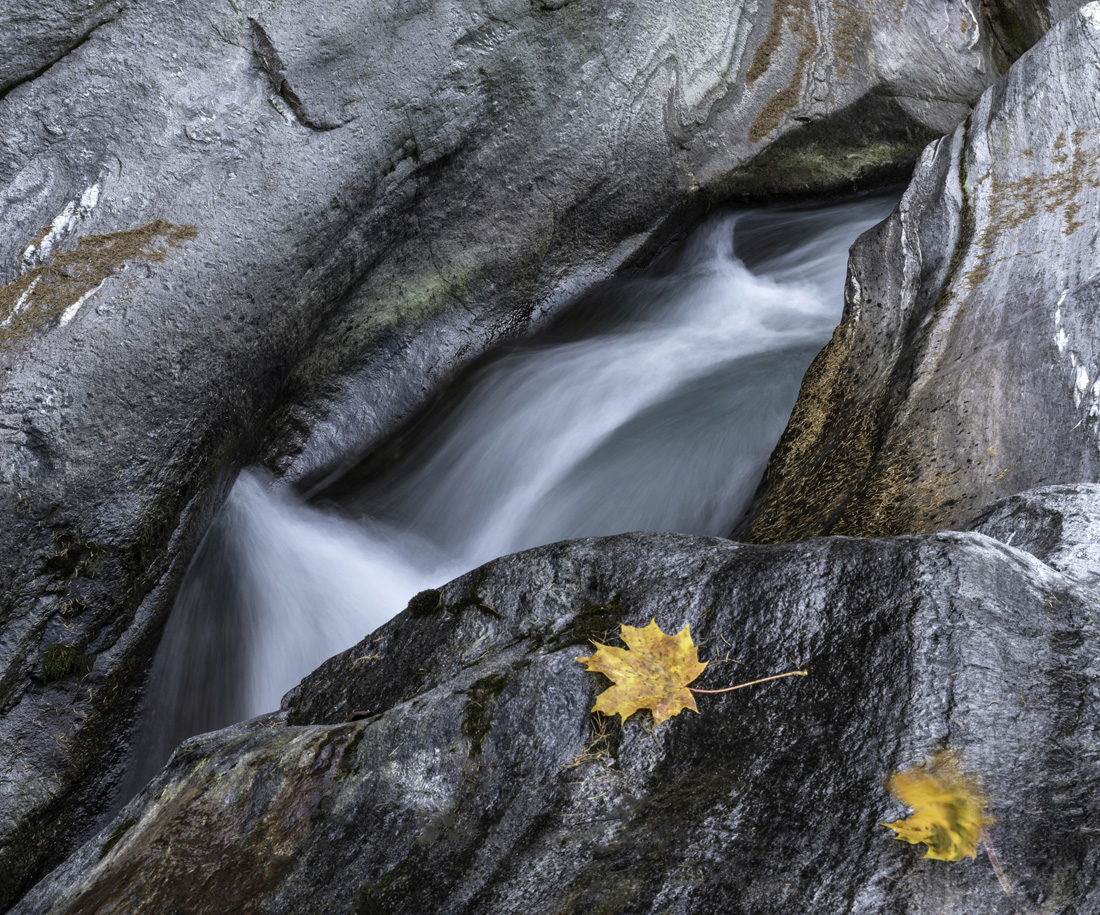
[248,18,345,132]
[932,115,975,316]
[980,0,1050,69]
[0,15,118,107]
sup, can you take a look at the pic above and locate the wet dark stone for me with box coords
[15,529,1099,913]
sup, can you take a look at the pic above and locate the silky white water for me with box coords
[132,196,896,781]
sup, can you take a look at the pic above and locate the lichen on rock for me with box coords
[0,219,197,347]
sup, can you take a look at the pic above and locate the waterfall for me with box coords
[128,195,897,788]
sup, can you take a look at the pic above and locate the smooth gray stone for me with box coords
[740,3,1100,543]
[14,530,1098,913]
[0,0,1060,905]
[969,483,1100,583]
[0,0,126,97]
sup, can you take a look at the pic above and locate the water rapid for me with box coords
[130,195,897,787]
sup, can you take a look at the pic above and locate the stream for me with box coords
[128,194,898,788]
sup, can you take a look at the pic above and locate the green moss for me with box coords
[41,643,94,682]
[42,531,104,580]
[98,818,137,860]
[550,598,627,650]
[339,253,494,347]
[719,89,935,204]
[406,589,443,617]
[990,4,1029,60]
[739,141,917,198]
[448,588,500,619]
[461,672,509,757]
[337,728,367,780]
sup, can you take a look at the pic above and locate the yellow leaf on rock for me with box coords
[881,751,992,861]
[575,619,707,725]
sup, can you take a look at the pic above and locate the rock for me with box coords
[968,483,1100,584]
[270,0,1054,482]
[13,529,1099,913]
[1052,0,1092,19]
[0,0,1062,905]
[0,1,126,99]
[739,3,1100,543]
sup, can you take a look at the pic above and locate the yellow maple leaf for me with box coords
[881,751,993,861]
[575,619,707,725]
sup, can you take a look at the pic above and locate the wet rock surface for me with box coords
[739,4,1100,543]
[0,0,1055,904]
[970,483,1100,584]
[14,529,1099,914]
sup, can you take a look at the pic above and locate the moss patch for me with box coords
[551,598,628,650]
[461,672,509,756]
[746,0,809,87]
[988,3,1029,60]
[447,588,500,619]
[41,643,95,682]
[98,818,137,860]
[0,219,197,347]
[406,589,443,617]
[830,0,865,75]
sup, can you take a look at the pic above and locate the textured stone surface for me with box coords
[1053,0,1091,20]
[739,3,1100,543]
[275,0,1052,483]
[0,0,1054,905]
[14,530,1099,913]
[0,0,126,98]
[969,483,1100,583]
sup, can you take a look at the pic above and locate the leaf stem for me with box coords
[979,825,1014,896]
[688,669,807,694]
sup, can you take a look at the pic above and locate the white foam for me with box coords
[136,197,901,779]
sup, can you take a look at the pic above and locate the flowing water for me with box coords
[129,194,897,787]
